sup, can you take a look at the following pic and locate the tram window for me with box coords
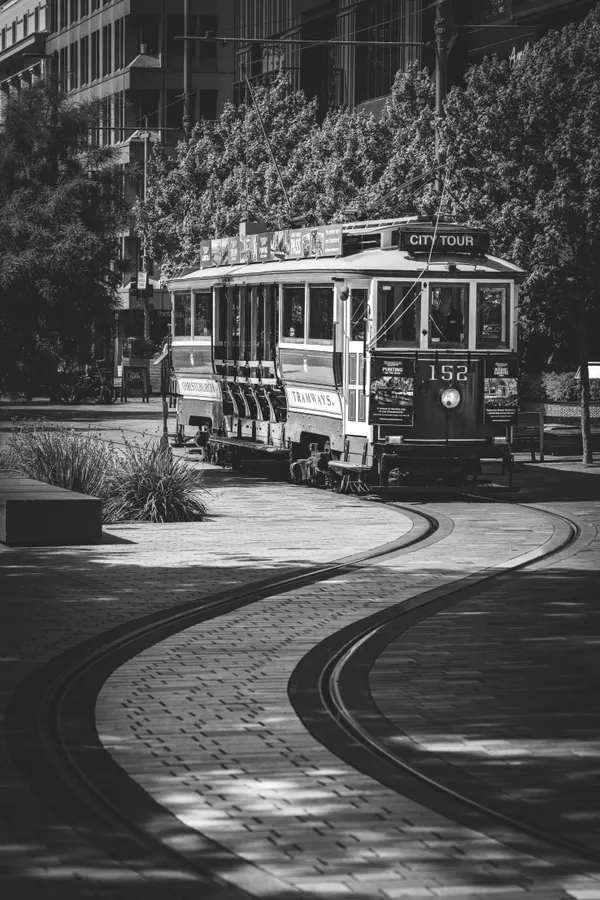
[194,292,212,337]
[308,286,334,343]
[255,287,265,361]
[350,290,368,341]
[377,283,420,345]
[282,286,305,342]
[429,284,468,348]
[477,284,509,348]
[174,292,191,337]
[215,287,227,343]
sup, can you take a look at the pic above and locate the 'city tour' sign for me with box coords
[399,227,490,256]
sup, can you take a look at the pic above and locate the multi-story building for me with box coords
[234,1,599,118]
[234,1,434,117]
[0,0,234,369]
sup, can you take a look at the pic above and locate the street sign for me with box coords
[137,271,148,290]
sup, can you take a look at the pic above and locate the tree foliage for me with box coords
[0,79,127,394]
[443,8,600,370]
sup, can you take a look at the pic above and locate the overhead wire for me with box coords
[367,166,450,349]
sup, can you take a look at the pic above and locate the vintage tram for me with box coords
[166,217,523,490]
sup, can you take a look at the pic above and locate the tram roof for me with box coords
[167,246,524,291]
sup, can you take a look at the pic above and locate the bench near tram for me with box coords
[166,216,525,491]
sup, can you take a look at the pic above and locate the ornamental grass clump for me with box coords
[0,420,112,498]
[103,438,208,524]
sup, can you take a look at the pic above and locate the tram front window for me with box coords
[308,286,334,342]
[429,285,468,348]
[282,286,305,342]
[194,292,212,337]
[377,283,420,346]
[174,292,191,337]
[477,284,509,348]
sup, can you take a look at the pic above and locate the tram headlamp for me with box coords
[440,387,461,409]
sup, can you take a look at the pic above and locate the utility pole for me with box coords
[434,0,448,193]
[183,0,192,141]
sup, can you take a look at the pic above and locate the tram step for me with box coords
[209,437,289,456]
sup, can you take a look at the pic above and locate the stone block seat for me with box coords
[0,476,102,546]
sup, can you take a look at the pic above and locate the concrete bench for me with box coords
[0,476,102,546]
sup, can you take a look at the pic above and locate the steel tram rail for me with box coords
[5,500,593,890]
[4,504,440,894]
[289,502,600,871]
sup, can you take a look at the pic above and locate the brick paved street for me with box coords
[96,490,600,899]
[2,400,600,899]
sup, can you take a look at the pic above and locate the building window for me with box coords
[1,29,5,51]
[80,35,89,84]
[92,0,100,11]
[81,0,89,16]
[166,90,184,131]
[91,29,100,80]
[199,15,217,68]
[70,0,78,25]
[102,23,112,75]
[59,46,68,89]
[114,18,124,69]
[199,89,218,121]
[23,14,28,38]
[48,0,58,33]
[166,15,185,61]
[70,41,78,89]
[60,0,67,29]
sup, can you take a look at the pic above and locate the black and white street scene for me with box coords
[3,2,600,899]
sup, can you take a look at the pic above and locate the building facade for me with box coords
[0,0,234,371]
[233,0,599,117]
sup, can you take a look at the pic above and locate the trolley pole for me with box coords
[434,1,448,194]
[183,0,192,142]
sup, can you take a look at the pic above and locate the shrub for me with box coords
[0,420,112,497]
[102,438,208,523]
[0,422,209,524]
[521,372,600,403]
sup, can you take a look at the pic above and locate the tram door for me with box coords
[344,284,370,441]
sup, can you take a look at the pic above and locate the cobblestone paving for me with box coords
[1,469,405,899]
[369,500,600,863]
[94,501,600,899]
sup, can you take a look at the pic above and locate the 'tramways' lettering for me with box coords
[291,390,333,407]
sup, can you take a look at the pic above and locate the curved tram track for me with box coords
[5,497,596,897]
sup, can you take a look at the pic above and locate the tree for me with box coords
[0,79,127,397]
[137,72,322,279]
[443,9,600,463]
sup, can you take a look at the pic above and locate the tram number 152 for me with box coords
[429,364,468,381]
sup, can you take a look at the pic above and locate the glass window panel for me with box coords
[429,284,468,348]
[308,286,334,342]
[282,286,305,342]
[194,292,212,336]
[174,292,191,337]
[477,284,509,349]
[350,289,368,341]
[377,283,420,346]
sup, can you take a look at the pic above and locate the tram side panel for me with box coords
[278,346,345,456]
